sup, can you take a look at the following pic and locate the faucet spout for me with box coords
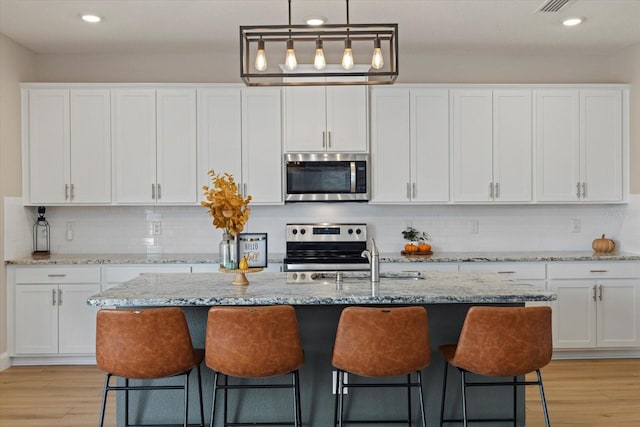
[362,239,380,284]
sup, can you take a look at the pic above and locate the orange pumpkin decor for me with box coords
[404,243,419,253]
[418,243,432,253]
[592,234,615,253]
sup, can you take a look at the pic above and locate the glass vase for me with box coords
[219,232,237,269]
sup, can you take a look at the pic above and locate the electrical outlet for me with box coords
[65,222,74,241]
[570,219,581,233]
[332,370,348,395]
[470,220,479,234]
[152,221,162,236]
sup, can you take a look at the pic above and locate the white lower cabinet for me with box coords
[11,266,101,357]
[548,263,640,349]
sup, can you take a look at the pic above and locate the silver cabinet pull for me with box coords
[328,131,332,148]
[582,182,587,198]
[489,182,494,199]
[412,183,416,198]
[598,284,603,301]
[322,131,326,148]
[495,182,500,199]
[243,183,247,197]
[576,182,581,198]
[157,183,161,200]
[589,270,608,273]
[152,183,156,200]
[47,274,66,278]
[65,184,69,200]
[52,289,57,306]
[70,184,75,200]
[406,183,411,199]
[592,285,597,301]
[58,288,62,306]
[497,271,516,274]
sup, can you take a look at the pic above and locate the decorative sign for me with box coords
[236,233,268,268]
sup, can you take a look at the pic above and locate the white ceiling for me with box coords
[1,0,639,56]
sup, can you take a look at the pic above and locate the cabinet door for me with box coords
[197,88,242,203]
[597,279,640,348]
[326,86,368,152]
[580,89,623,202]
[156,89,197,204]
[369,88,411,203]
[27,89,70,204]
[535,90,580,201]
[284,86,326,152]
[452,90,493,202]
[550,280,597,349]
[493,89,532,202]
[242,88,283,204]
[58,284,100,354]
[412,88,450,202]
[114,89,157,203]
[70,89,111,204]
[15,284,58,354]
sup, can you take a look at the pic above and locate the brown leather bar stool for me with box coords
[439,306,552,427]
[332,306,431,426]
[205,305,304,427]
[96,307,205,427]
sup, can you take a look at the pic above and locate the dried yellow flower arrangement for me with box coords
[201,170,252,236]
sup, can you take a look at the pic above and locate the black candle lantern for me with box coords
[32,206,50,258]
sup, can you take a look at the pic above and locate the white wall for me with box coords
[0,33,37,366]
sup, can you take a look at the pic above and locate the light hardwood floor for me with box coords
[0,359,639,426]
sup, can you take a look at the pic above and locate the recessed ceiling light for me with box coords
[562,17,583,27]
[81,14,102,23]
[306,16,326,26]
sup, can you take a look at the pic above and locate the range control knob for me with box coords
[292,229,298,235]
[300,229,306,235]
[355,228,362,235]
[348,228,354,235]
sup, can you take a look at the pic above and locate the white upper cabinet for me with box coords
[536,89,623,202]
[114,88,197,204]
[370,87,449,203]
[452,89,532,202]
[284,85,368,152]
[242,87,283,204]
[25,88,111,204]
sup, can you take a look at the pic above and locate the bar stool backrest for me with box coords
[452,306,552,377]
[332,306,430,377]
[206,305,304,378]
[96,308,197,379]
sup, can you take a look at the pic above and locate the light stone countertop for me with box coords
[7,250,640,265]
[87,271,556,307]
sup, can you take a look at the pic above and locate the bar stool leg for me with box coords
[125,378,130,427]
[338,370,346,427]
[460,370,468,427]
[439,362,449,427]
[210,372,219,427]
[417,370,427,427]
[223,375,229,427]
[406,373,412,425]
[197,366,205,427]
[99,374,111,427]
[184,372,190,427]
[537,370,551,427]
[292,370,302,427]
[513,376,518,427]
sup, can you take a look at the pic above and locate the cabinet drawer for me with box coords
[459,262,546,280]
[547,262,640,279]
[15,266,101,284]
[103,265,192,284]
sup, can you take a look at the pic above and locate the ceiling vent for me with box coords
[538,0,573,13]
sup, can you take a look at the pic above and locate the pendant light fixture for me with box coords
[240,0,398,86]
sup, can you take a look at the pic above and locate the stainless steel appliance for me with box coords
[284,153,369,202]
[284,223,369,283]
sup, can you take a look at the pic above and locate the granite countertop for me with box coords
[7,250,640,265]
[87,271,556,307]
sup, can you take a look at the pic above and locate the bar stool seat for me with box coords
[96,307,205,427]
[205,305,304,427]
[439,305,552,427]
[332,306,431,426]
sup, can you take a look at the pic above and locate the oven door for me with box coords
[285,153,368,202]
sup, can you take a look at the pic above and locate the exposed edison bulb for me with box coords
[341,38,354,70]
[255,39,267,72]
[314,38,326,70]
[285,39,297,71]
[371,37,384,70]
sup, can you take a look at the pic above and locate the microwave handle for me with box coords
[350,161,356,193]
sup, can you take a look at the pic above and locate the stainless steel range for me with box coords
[284,223,369,283]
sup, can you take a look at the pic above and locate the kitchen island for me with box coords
[88,271,556,427]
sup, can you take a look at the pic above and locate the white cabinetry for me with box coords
[452,89,532,202]
[370,87,449,203]
[114,88,197,204]
[548,262,640,349]
[535,89,623,202]
[24,88,111,204]
[10,266,101,358]
[284,85,367,152]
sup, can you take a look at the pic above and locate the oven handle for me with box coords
[350,161,356,193]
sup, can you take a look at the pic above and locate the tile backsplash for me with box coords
[5,196,640,259]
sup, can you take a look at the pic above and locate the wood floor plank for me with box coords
[1,359,639,426]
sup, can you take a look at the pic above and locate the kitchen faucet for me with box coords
[361,238,380,284]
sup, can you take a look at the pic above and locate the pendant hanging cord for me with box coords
[346,0,350,25]
[288,0,292,26]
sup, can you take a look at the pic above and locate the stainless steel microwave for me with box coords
[284,153,369,202]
